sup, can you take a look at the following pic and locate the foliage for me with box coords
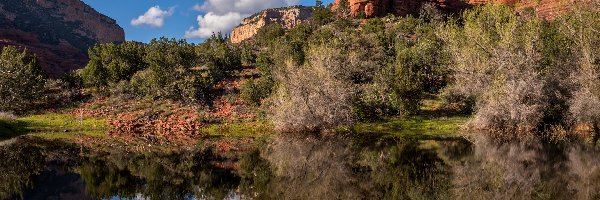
[197,34,242,81]
[254,24,285,46]
[312,2,334,26]
[271,46,356,132]
[391,17,449,114]
[241,78,274,106]
[441,5,548,135]
[0,46,46,112]
[81,41,145,87]
[79,36,241,103]
[441,4,600,138]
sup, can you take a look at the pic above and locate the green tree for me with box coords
[313,4,334,26]
[0,46,45,112]
[197,33,242,83]
[143,37,205,102]
[80,41,145,87]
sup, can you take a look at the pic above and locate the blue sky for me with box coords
[82,0,335,43]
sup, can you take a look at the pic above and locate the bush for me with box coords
[271,45,356,132]
[241,78,274,106]
[128,68,160,98]
[390,19,449,114]
[441,5,548,134]
[0,46,45,112]
[145,37,197,85]
[198,34,242,74]
[42,78,84,108]
[312,4,334,26]
[563,7,600,140]
[80,42,145,87]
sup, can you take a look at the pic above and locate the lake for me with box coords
[1,132,599,200]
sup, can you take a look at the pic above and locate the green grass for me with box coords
[18,114,106,131]
[202,121,274,138]
[352,116,469,138]
[0,113,110,140]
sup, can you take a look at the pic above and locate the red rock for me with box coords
[0,0,125,76]
[333,0,582,19]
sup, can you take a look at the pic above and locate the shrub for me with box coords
[362,18,385,35]
[128,68,160,98]
[271,46,356,132]
[81,42,145,87]
[0,46,45,112]
[42,78,84,108]
[254,24,285,46]
[241,78,274,106]
[145,37,197,86]
[312,4,334,26]
[198,34,241,72]
[441,5,552,135]
[391,20,449,114]
[562,7,600,141]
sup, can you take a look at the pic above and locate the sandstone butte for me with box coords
[230,6,313,44]
[0,0,125,76]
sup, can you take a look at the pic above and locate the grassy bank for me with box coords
[203,121,274,138]
[0,113,107,140]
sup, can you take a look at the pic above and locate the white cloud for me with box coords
[185,12,243,38]
[185,0,300,39]
[131,6,175,28]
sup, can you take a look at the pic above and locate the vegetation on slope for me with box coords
[0,2,599,144]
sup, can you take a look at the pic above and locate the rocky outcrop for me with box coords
[230,6,313,44]
[0,0,125,76]
[333,0,469,18]
[468,0,572,20]
[333,0,577,20]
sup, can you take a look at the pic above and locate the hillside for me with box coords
[0,0,125,76]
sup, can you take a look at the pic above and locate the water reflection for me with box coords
[1,133,600,200]
[238,133,470,199]
[452,135,600,200]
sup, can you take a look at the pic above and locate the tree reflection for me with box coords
[238,133,469,199]
[78,149,240,200]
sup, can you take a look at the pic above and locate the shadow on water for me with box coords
[1,132,600,200]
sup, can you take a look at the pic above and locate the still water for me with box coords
[1,133,600,200]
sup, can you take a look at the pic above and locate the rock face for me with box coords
[333,0,469,18]
[230,6,313,44]
[333,0,575,19]
[0,0,125,76]
[467,0,572,20]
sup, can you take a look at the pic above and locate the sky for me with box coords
[81,0,335,44]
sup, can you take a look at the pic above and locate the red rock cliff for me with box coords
[333,0,469,18]
[0,0,125,76]
[333,0,577,19]
[467,0,572,20]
